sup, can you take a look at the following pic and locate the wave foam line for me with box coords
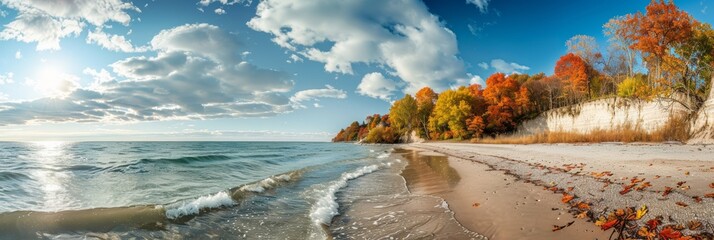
[165,191,235,219]
[309,164,380,226]
[238,172,296,193]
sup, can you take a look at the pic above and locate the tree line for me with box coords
[333,0,714,143]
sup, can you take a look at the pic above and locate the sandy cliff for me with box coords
[689,78,714,144]
[519,96,692,134]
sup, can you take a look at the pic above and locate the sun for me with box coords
[32,65,79,98]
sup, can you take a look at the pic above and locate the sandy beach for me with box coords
[394,143,714,239]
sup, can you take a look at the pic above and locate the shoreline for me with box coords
[393,142,714,239]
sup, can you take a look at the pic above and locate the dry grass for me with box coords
[476,117,690,144]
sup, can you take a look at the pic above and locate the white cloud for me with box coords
[290,85,347,108]
[466,0,490,13]
[83,68,115,90]
[313,103,322,108]
[214,8,226,15]
[478,62,489,69]
[490,59,530,74]
[14,50,21,59]
[0,72,14,84]
[0,0,140,50]
[247,0,468,94]
[86,29,149,52]
[0,24,299,125]
[198,0,251,6]
[288,54,303,63]
[356,72,400,101]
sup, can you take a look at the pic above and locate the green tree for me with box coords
[389,94,418,141]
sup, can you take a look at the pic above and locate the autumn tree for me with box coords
[482,73,525,133]
[389,94,418,141]
[415,87,437,139]
[674,22,714,100]
[555,53,590,101]
[428,87,477,139]
[624,0,695,91]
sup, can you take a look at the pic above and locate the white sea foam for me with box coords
[165,191,235,219]
[376,152,390,159]
[309,164,380,226]
[239,173,294,193]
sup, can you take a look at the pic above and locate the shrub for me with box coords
[617,76,648,98]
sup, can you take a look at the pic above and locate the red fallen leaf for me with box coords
[575,202,590,210]
[620,183,635,195]
[675,202,688,207]
[636,182,652,191]
[600,219,618,230]
[709,182,714,188]
[659,226,682,239]
[676,181,686,187]
[663,186,673,197]
[693,196,702,203]
[647,218,661,229]
[704,193,714,198]
[561,193,575,203]
[631,177,645,184]
[552,221,574,232]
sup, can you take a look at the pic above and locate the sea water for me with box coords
[0,142,477,239]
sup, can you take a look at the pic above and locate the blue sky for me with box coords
[0,0,711,141]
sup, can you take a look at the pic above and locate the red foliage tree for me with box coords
[555,53,590,99]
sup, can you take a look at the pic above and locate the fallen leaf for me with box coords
[575,211,588,219]
[600,219,618,230]
[551,221,574,232]
[676,181,686,187]
[693,196,702,203]
[687,220,702,230]
[635,205,648,220]
[709,182,714,188]
[636,182,652,191]
[684,171,690,175]
[620,185,633,195]
[647,218,662,229]
[659,226,682,239]
[472,202,480,207]
[561,193,574,203]
[663,186,673,197]
[631,177,645,184]
[575,202,590,210]
[637,226,656,239]
[675,202,688,207]
[705,193,714,198]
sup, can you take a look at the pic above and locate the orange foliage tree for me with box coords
[415,87,438,139]
[482,73,527,133]
[624,0,695,89]
[555,53,590,101]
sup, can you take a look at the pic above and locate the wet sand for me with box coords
[397,147,608,239]
[331,149,482,239]
[401,143,714,239]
